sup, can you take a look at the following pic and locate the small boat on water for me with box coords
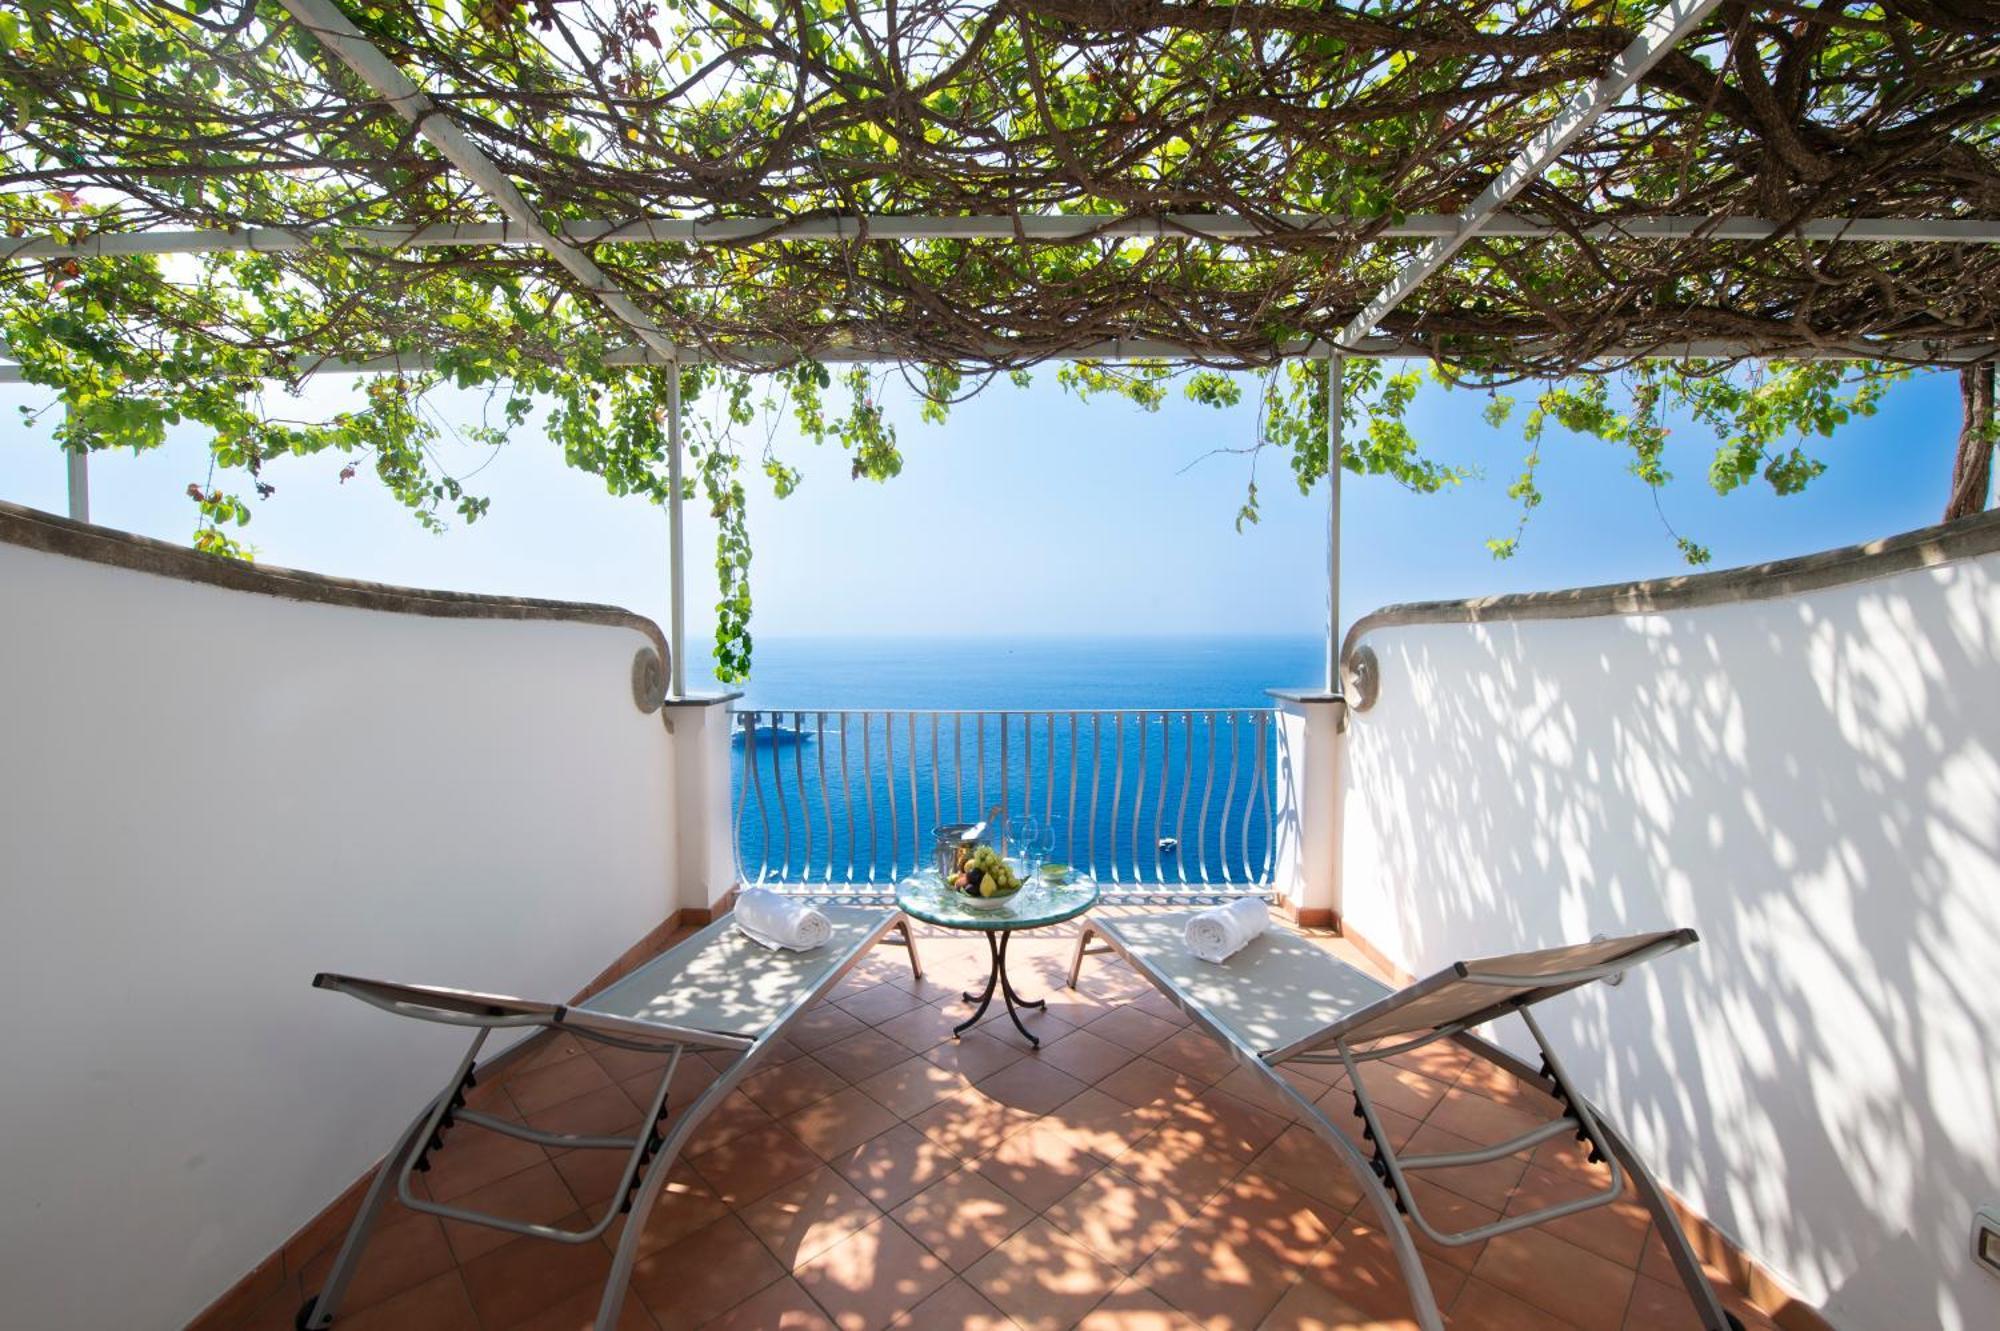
[734,722,815,748]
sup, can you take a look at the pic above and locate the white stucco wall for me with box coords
[1271,695,1344,916]
[666,695,744,913]
[0,540,678,1329]
[1339,547,2000,1330]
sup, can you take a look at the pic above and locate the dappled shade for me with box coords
[583,907,889,1037]
[1103,912,1395,1053]
[211,913,1783,1330]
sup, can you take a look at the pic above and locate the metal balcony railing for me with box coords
[732,708,1275,896]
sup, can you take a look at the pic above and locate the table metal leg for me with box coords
[954,930,1048,1047]
[999,934,1047,1016]
[955,935,1000,1036]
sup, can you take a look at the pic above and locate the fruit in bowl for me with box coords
[950,843,1023,900]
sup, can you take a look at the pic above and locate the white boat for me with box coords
[733,722,815,747]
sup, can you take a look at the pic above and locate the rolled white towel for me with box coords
[734,887,833,952]
[1184,897,1270,964]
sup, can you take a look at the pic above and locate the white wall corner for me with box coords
[664,694,742,912]
[1269,691,1346,916]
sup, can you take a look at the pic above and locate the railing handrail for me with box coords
[732,705,1277,893]
[732,705,1275,717]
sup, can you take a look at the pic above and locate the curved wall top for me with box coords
[0,498,670,711]
[1341,508,2000,709]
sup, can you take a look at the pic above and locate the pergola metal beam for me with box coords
[274,0,677,363]
[7,332,1984,386]
[1338,0,1728,349]
[13,212,2000,261]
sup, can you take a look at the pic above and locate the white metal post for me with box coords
[1326,355,1344,694]
[65,448,89,523]
[666,366,687,699]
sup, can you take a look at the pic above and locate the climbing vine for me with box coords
[0,0,1987,677]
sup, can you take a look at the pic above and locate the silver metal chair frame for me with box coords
[297,911,923,1331]
[1067,919,1742,1331]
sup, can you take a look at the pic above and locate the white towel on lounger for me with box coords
[734,888,834,952]
[1184,897,1269,964]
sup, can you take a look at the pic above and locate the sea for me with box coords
[712,634,1324,710]
[713,635,1323,887]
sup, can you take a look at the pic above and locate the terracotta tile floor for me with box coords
[226,914,1782,1331]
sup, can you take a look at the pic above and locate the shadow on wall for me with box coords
[1341,558,2000,1331]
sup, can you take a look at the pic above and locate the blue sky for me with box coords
[0,364,1966,687]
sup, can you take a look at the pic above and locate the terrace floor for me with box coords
[218,913,1782,1331]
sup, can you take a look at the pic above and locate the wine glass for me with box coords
[1014,814,1042,877]
[1034,817,1060,880]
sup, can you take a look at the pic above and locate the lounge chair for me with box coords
[1067,916,1744,1331]
[296,907,923,1331]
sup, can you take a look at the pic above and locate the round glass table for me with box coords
[894,870,1100,1047]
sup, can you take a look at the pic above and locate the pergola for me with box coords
[5,0,1997,691]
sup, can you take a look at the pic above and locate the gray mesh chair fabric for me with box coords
[1089,913,1394,1053]
[580,906,890,1036]
[1284,927,1696,1056]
